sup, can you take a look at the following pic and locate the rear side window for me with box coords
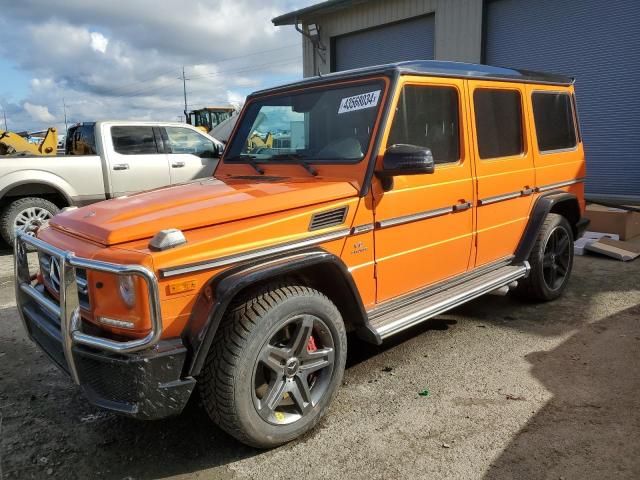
[165,127,217,158]
[474,89,523,159]
[111,126,158,155]
[532,92,577,151]
[387,85,460,164]
[66,124,97,155]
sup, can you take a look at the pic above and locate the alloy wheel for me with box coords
[542,226,571,290]
[14,207,53,236]
[252,314,335,425]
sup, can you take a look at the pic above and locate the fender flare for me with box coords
[184,248,374,377]
[0,171,76,205]
[514,191,584,263]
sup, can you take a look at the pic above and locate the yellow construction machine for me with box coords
[0,127,58,156]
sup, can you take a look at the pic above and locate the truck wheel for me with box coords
[0,197,60,245]
[513,213,574,302]
[199,284,347,448]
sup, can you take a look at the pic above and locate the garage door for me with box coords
[334,15,434,72]
[485,0,640,202]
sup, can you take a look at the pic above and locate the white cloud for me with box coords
[0,0,316,132]
[90,32,109,54]
[23,102,56,122]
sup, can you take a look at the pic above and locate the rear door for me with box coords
[373,76,475,303]
[105,125,170,196]
[467,81,536,266]
[162,126,219,184]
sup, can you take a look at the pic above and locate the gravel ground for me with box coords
[0,243,638,480]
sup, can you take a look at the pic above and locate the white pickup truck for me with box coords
[0,121,223,243]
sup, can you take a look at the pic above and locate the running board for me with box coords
[370,263,530,340]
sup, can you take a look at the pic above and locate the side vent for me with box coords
[309,206,349,231]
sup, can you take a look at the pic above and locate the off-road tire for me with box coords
[513,213,574,302]
[0,197,60,245]
[198,284,347,448]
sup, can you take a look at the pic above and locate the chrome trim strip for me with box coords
[351,223,374,235]
[160,228,352,278]
[375,206,453,229]
[537,177,586,192]
[14,232,163,384]
[478,190,522,206]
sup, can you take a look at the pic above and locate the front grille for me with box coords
[39,253,90,309]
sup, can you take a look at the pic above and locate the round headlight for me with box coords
[118,275,136,308]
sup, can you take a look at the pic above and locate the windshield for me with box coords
[225,80,385,164]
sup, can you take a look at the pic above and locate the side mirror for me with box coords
[378,144,435,177]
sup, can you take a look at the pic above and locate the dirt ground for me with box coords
[0,243,638,480]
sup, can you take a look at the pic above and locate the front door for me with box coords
[467,81,536,266]
[163,126,219,184]
[373,77,475,303]
[106,125,171,197]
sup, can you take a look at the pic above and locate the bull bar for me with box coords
[14,230,163,385]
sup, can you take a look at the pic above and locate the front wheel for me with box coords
[199,284,347,448]
[513,213,574,302]
[0,197,60,245]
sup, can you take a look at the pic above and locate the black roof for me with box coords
[252,60,574,97]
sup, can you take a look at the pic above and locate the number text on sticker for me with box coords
[338,90,381,114]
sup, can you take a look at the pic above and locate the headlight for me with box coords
[118,275,136,308]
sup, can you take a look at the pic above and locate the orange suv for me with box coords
[15,61,588,448]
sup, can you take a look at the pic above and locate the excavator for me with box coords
[0,127,58,156]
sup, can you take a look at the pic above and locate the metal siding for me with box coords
[334,15,435,71]
[486,0,640,200]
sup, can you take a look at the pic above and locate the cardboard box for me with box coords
[585,204,640,240]
[585,237,640,262]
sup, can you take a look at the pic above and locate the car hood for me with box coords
[50,177,358,246]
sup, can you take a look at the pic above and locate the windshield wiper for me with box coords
[226,154,264,175]
[270,153,318,177]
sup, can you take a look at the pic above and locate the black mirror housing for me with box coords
[379,144,435,177]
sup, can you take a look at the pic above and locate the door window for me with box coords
[532,92,577,151]
[473,89,523,159]
[165,127,217,158]
[387,85,460,164]
[111,126,159,155]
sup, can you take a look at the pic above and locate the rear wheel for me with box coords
[199,284,347,448]
[0,197,60,245]
[514,213,574,302]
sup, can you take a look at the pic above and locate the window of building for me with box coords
[474,89,523,159]
[387,85,460,164]
[165,127,217,158]
[532,92,577,152]
[111,126,159,155]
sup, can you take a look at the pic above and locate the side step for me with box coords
[370,263,530,340]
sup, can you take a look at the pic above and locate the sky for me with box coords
[0,0,318,133]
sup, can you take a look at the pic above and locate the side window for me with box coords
[387,85,460,164]
[532,92,577,152]
[66,125,97,155]
[165,127,217,158]
[111,126,159,155]
[474,89,523,159]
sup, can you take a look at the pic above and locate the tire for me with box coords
[513,213,574,302]
[199,284,347,448]
[0,197,60,245]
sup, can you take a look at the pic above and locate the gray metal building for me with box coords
[273,0,640,203]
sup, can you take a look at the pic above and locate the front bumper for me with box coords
[15,232,194,419]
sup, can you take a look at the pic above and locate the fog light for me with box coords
[119,275,136,308]
[99,316,135,329]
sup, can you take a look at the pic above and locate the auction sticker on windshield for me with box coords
[338,90,381,114]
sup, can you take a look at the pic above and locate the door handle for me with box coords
[453,201,472,212]
[521,187,535,196]
[113,163,129,171]
[171,161,186,168]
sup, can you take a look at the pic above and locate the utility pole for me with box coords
[2,107,7,131]
[181,66,189,123]
[62,98,69,132]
